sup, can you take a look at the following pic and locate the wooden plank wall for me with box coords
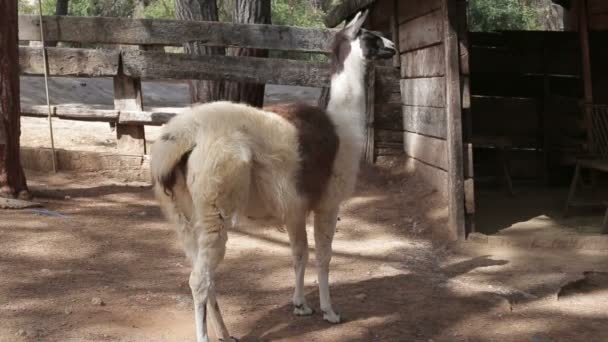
[398,0,449,194]
[370,0,403,158]
[589,0,608,31]
[469,31,608,181]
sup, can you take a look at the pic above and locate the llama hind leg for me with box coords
[189,206,231,342]
[286,215,313,316]
[314,207,341,323]
[207,286,238,342]
[188,140,251,341]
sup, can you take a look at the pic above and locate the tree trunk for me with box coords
[310,0,323,10]
[133,0,149,19]
[0,0,29,198]
[223,0,270,107]
[175,0,225,103]
[55,0,69,15]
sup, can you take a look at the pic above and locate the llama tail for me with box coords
[150,111,199,197]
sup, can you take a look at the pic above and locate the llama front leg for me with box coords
[286,215,313,316]
[314,207,340,323]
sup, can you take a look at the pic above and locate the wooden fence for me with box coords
[18,15,399,156]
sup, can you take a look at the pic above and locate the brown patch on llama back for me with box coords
[264,103,339,209]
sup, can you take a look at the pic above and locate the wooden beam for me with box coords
[375,103,402,130]
[21,104,119,121]
[391,1,400,68]
[20,104,179,125]
[19,47,119,77]
[405,157,448,198]
[401,44,445,78]
[400,77,446,107]
[402,105,447,138]
[399,10,443,53]
[121,50,331,87]
[443,0,465,240]
[365,64,376,163]
[19,15,336,53]
[398,0,442,24]
[118,110,177,125]
[404,131,447,170]
[113,71,146,155]
[579,0,593,151]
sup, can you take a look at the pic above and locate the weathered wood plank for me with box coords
[402,105,447,138]
[590,13,608,30]
[404,131,447,170]
[376,129,403,143]
[464,178,475,214]
[400,77,446,108]
[121,50,330,87]
[471,96,541,138]
[405,156,448,197]
[19,47,119,77]
[114,72,146,154]
[398,0,442,24]
[375,65,400,93]
[365,64,375,164]
[118,110,177,125]
[376,91,401,105]
[20,103,181,125]
[589,0,608,14]
[19,15,336,53]
[470,46,580,75]
[375,103,402,130]
[399,10,443,53]
[401,44,445,78]
[444,0,465,240]
[21,104,119,121]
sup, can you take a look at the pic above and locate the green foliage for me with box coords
[144,0,175,19]
[271,0,325,28]
[469,0,542,31]
[18,0,36,14]
[18,0,134,17]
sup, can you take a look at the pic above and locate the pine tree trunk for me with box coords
[0,0,29,198]
[223,0,270,107]
[55,0,69,15]
[133,0,147,19]
[310,0,323,10]
[175,0,225,103]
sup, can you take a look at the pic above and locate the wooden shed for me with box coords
[325,0,608,240]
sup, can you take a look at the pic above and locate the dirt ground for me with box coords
[6,76,608,341]
[1,162,607,342]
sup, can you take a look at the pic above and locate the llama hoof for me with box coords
[322,311,341,324]
[293,303,314,316]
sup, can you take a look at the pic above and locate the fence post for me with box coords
[113,69,146,155]
[364,63,376,164]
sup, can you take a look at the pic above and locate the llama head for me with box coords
[331,9,397,73]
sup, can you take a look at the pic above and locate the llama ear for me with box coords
[343,9,369,38]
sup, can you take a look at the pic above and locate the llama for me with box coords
[150,10,396,342]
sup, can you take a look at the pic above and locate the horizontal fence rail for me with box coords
[18,15,337,53]
[17,15,400,157]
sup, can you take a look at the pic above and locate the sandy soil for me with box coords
[1,161,607,342]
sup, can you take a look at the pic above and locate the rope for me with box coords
[36,0,57,172]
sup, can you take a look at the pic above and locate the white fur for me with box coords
[150,10,383,342]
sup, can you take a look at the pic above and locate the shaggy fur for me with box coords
[150,9,396,342]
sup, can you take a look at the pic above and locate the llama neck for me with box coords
[326,48,367,149]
